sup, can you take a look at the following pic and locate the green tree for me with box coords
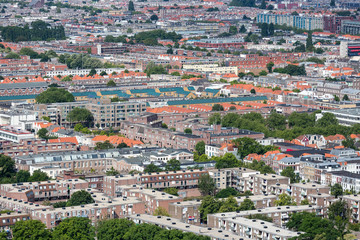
[286,212,341,240]
[117,142,129,149]
[331,183,343,198]
[219,196,239,212]
[67,107,94,127]
[306,32,314,52]
[259,70,267,76]
[215,187,238,198]
[164,188,178,196]
[343,94,350,101]
[12,220,51,240]
[66,190,95,207]
[150,14,158,21]
[199,196,222,223]
[266,112,286,131]
[316,112,338,128]
[281,167,298,183]
[212,104,224,111]
[330,0,335,7]
[300,199,310,205]
[153,206,170,216]
[165,159,181,171]
[259,0,266,9]
[100,71,107,76]
[106,167,120,176]
[107,80,116,87]
[250,88,256,94]
[95,140,114,150]
[266,62,274,73]
[123,223,162,240]
[0,155,16,182]
[74,123,84,132]
[195,141,206,155]
[215,153,239,169]
[239,25,246,33]
[97,219,134,240]
[16,170,30,183]
[161,123,168,129]
[19,47,39,59]
[29,170,49,182]
[37,128,49,139]
[52,217,95,240]
[35,87,74,103]
[198,174,216,196]
[274,193,296,206]
[128,0,135,11]
[88,68,97,76]
[229,26,237,35]
[208,113,221,125]
[144,163,162,173]
[238,198,255,211]
[184,128,192,134]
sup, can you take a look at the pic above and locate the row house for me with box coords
[208,168,260,190]
[103,169,208,197]
[0,211,30,231]
[129,214,242,240]
[32,190,145,228]
[208,205,322,229]
[249,174,290,195]
[0,179,88,202]
[340,194,360,223]
[169,194,277,225]
[122,186,181,214]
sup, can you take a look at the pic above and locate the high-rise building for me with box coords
[257,13,323,31]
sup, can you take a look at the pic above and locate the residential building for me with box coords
[257,13,323,30]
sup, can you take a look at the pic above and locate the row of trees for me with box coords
[0,155,49,184]
[58,53,103,69]
[35,87,75,104]
[286,200,354,240]
[134,29,182,46]
[19,48,57,62]
[2,217,209,240]
[210,111,360,141]
[273,64,306,76]
[199,195,255,223]
[0,21,65,42]
[144,159,181,173]
[52,190,95,208]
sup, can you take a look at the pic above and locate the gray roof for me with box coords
[0,82,47,90]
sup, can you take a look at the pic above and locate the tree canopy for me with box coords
[0,20,65,42]
[52,217,95,240]
[67,107,94,127]
[198,174,216,196]
[35,87,75,103]
[66,190,95,207]
[12,220,51,240]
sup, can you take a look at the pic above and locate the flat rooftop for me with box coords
[211,205,322,219]
[128,214,250,240]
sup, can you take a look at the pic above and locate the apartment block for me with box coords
[208,205,322,229]
[249,174,290,195]
[0,211,30,231]
[33,98,147,128]
[0,179,88,202]
[257,13,323,30]
[122,185,182,214]
[128,214,244,240]
[289,182,330,205]
[169,195,277,224]
[32,189,145,228]
[208,168,260,190]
